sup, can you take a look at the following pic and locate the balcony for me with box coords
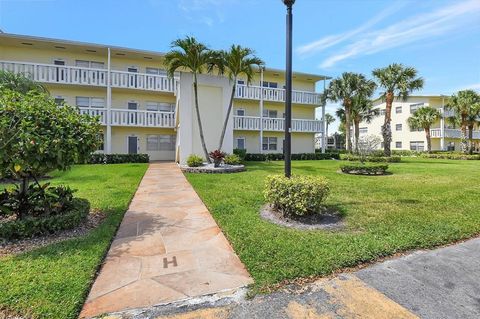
[78,107,175,128]
[430,128,480,139]
[233,116,323,133]
[0,60,177,93]
[235,84,322,105]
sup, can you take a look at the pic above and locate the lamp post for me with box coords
[283,0,294,178]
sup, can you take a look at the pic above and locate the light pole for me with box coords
[283,0,294,178]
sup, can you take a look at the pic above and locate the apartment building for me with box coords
[0,33,328,163]
[358,95,480,152]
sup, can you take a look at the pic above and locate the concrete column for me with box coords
[259,68,264,153]
[441,97,445,150]
[106,47,112,154]
[321,79,326,153]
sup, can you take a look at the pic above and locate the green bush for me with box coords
[264,175,330,216]
[340,163,389,175]
[224,154,242,165]
[341,155,401,163]
[420,153,480,160]
[0,198,90,239]
[186,154,204,167]
[244,152,340,161]
[233,148,247,160]
[392,150,420,156]
[88,153,149,164]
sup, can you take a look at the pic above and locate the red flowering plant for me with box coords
[209,150,226,167]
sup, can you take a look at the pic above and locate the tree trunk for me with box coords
[382,92,393,157]
[325,123,329,149]
[344,100,352,153]
[425,127,432,153]
[468,124,474,154]
[354,118,360,154]
[218,81,236,151]
[193,73,211,163]
[460,118,468,154]
[17,176,29,220]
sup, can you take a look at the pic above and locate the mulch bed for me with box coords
[0,210,106,257]
[260,205,344,230]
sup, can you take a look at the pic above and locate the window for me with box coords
[146,67,167,75]
[396,124,403,131]
[146,134,176,151]
[396,106,402,114]
[410,103,424,114]
[236,137,246,150]
[447,142,455,151]
[146,102,174,112]
[262,137,277,151]
[237,79,245,85]
[410,141,425,151]
[262,109,278,118]
[75,60,104,69]
[98,133,104,151]
[54,97,64,106]
[76,96,105,108]
[395,141,402,148]
[235,109,245,116]
[359,127,368,134]
[262,81,278,88]
[410,127,423,132]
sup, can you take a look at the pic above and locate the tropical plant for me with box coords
[350,95,378,153]
[372,63,424,156]
[186,154,204,167]
[446,90,480,153]
[326,72,376,152]
[224,154,241,165]
[216,45,264,150]
[0,70,48,95]
[324,113,335,140]
[209,149,226,167]
[164,36,218,162]
[407,106,441,153]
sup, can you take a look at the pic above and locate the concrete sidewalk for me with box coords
[80,163,252,318]
[121,237,480,319]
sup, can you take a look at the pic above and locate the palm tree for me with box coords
[164,36,218,162]
[465,103,480,154]
[217,45,264,150]
[0,70,47,94]
[326,72,376,152]
[446,90,480,153]
[350,96,379,153]
[407,106,441,153]
[372,63,424,156]
[324,113,335,140]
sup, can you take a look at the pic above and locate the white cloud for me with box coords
[308,0,480,68]
[176,0,234,27]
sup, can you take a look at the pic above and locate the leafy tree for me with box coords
[326,72,376,152]
[446,90,480,153]
[0,89,100,218]
[350,96,379,153]
[164,37,218,162]
[407,106,441,153]
[372,63,424,156]
[0,70,48,94]
[216,45,264,151]
[324,113,335,140]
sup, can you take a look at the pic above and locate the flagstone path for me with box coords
[80,162,253,318]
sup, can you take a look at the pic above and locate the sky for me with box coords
[1,0,479,132]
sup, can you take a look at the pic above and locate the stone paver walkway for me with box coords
[80,163,253,318]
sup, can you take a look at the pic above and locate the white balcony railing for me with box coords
[233,116,323,133]
[235,84,322,105]
[430,128,480,139]
[0,60,177,93]
[79,107,175,128]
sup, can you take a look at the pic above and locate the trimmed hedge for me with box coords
[341,155,401,163]
[421,153,480,160]
[264,175,329,216]
[340,163,389,175]
[233,148,247,160]
[245,152,340,161]
[0,198,90,239]
[88,153,149,164]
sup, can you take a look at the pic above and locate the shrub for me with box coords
[392,150,420,157]
[233,148,247,160]
[264,175,330,216]
[244,152,340,161]
[340,163,389,175]
[224,154,242,165]
[88,153,149,164]
[0,198,89,239]
[186,154,204,167]
[420,153,480,160]
[341,155,401,163]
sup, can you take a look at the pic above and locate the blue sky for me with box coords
[1,0,479,131]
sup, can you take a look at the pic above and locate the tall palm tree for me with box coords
[465,103,480,154]
[324,113,335,140]
[350,96,379,153]
[326,72,376,152]
[407,106,441,153]
[372,63,424,156]
[446,90,480,154]
[217,45,264,150]
[0,70,47,94]
[164,36,218,162]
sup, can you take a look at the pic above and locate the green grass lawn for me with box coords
[0,164,147,319]
[186,158,480,291]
